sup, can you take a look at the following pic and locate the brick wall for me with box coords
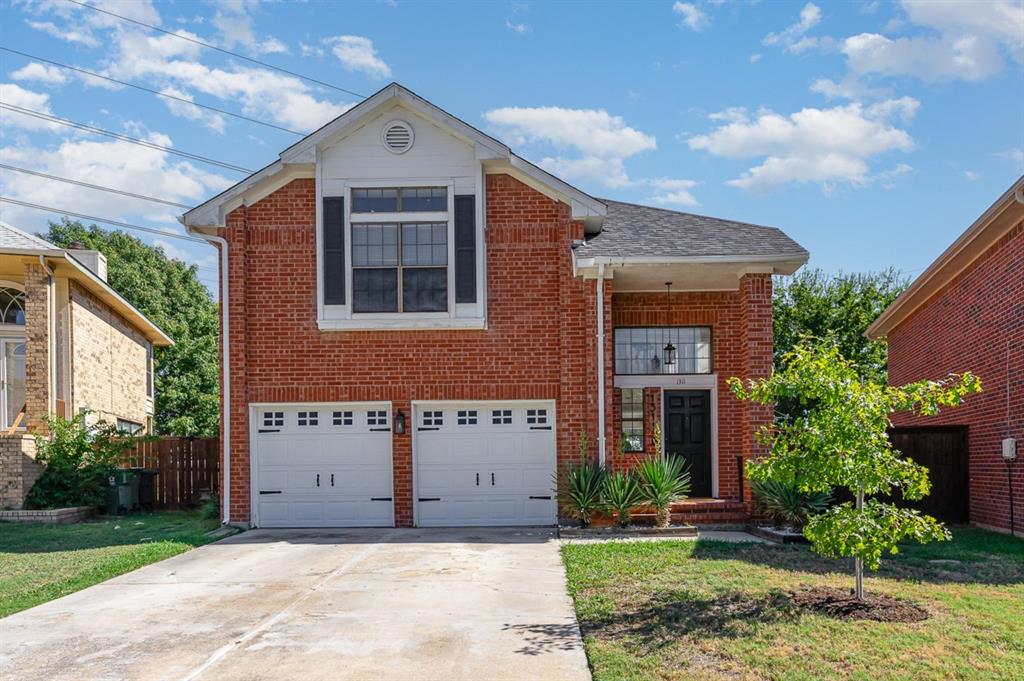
[888,219,1023,532]
[220,175,596,525]
[23,264,50,434]
[608,274,772,505]
[0,434,39,510]
[68,281,150,428]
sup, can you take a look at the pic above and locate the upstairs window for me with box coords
[352,222,447,313]
[614,327,712,375]
[351,187,447,213]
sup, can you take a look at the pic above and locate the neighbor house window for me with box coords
[116,419,143,435]
[351,222,447,313]
[614,327,712,375]
[0,286,25,325]
[620,388,644,452]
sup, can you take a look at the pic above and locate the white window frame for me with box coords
[317,171,487,331]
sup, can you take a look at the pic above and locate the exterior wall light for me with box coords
[663,282,677,366]
[394,409,406,434]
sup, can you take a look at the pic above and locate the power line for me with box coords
[0,163,192,209]
[0,196,208,244]
[64,0,367,99]
[0,46,304,137]
[0,103,255,174]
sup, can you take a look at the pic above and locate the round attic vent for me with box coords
[381,120,414,154]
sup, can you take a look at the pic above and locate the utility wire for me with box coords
[0,46,304,137]
[0,197,207,244]
[0,103,255,174]
[0,163,192,209]
[64,0,367,99]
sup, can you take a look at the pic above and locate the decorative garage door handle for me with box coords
[331,473,335,487]
[316,474,320,487]
[258,429,280,433]
[476,473,479,486]
[529,495,552,500]
[417,427,440,431]
[418,497,441,502]
[369,427,390,432]
[491,473,495,486]
[370,497,392,501]
[259,490,282,495]
[529,426,552,431]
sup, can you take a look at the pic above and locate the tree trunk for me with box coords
[656,507,670,528]
[854,490,864,600]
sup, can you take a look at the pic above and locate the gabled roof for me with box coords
[867,174,1024,339]
[574,200,808,271]
[0,221,173,346]
[181,82,606,231]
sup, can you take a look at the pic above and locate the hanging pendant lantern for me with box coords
[663,282,676,366]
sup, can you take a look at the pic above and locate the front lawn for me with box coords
[0,511,222,617]
[562,528,1024,680]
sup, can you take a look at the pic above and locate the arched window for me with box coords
[0,287,26,325]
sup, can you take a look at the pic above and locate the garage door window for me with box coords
[491,409,512,425]
[526,409,548,425]
[263,411,284,427]
[333,411,353,426]
[297,411,319,426]
[457,409,478,425]
[367,410,388,426]
[423,410,443,427]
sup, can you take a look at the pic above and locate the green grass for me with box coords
[562,528,1024,681]
[0,511,223,617]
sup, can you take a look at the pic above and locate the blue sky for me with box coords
[1,0,1022,295]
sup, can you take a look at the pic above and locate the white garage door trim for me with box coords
[412,400,557,527]
[249,402,393,528]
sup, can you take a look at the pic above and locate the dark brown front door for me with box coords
[664,390,712,497]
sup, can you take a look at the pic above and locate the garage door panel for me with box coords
[418,467,480,495]
[255,404,393,528]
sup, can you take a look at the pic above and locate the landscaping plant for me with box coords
[554,428,606,527]
[729,338,981,599]
[636,455,691,527]
[25,413,136,510]
[750,478,832,530]
[602,470,646,528]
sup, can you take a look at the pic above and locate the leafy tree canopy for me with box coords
[729,339,980,595]
[44,219,219,437]
[773,268,908,387]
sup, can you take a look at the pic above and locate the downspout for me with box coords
[596,263,606,467]
[38,256,56,419]
[183,228,231,526]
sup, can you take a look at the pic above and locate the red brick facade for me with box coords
[887,219,1023,533]
[217,174,772,525]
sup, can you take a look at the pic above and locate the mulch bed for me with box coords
[791,586,930,623]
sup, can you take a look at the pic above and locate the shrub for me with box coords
[25,413,136,510]
[636,456,691,527]
[200,493,220,520]
[602,470,645,528]
[750,478,832,530]
[556,460,606,527]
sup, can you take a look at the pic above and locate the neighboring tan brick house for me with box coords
[868,176,1023,535]
[182,83,807,528]
[0,222,172,509]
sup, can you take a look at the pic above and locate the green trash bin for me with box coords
[113,469,140,514]
[104,475,119,515]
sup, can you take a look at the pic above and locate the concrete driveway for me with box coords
[0,528,590,681]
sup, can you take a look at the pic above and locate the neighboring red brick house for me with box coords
[868,176,1023,534]
[182,84,807,528]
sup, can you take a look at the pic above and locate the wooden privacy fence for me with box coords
[121,437,220,510]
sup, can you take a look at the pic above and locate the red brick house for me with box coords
[181,84,807,528]
[868,176,1023,534]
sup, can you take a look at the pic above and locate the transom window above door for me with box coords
[614,327,712,375]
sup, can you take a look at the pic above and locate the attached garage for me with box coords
[413,401,557,527]
[251,403,394,528]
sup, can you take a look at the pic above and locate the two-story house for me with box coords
[182,84,808,528]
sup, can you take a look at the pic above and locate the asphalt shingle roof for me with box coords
[578,199,808,260]
[0,221,57,252]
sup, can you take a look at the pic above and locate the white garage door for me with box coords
[252,404,393,528]
[414,402,557,527]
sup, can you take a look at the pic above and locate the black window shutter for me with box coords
[454,195,476,304]
[323,197,345,305]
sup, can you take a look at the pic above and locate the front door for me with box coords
[664,390,711,497]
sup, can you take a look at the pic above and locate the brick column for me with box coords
[24,264,52,434]
[738,273,773,507]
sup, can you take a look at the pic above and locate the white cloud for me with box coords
[158,86,226,133]
[749,53,763,63]
[483,106,658,189]
[763,3,822,54]
[673,2,709,31]
[258,37,289,55]
[688,98,917,193]
[27,20,100,47]
[505,20,530,34]
[0,83,62,132]
[964,170,980,181]
[901,0,1024,49]
[647,178,700,207]
[879,162,913,188]
[11,62,68,85]
[327,36,392,79]
[300,41,324,58]
[996,147,1024,171]
[809,75,889,101]
[842,32,1005,82]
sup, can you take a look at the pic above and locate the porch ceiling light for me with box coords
[663,282,676,366]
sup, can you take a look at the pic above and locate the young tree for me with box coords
[44,220,220,437]
[729,340,981,599]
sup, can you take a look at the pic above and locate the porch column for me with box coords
[24,263,52,435]
[739,273,773,507]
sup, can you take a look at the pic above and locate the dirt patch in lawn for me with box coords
[791,587,930,622]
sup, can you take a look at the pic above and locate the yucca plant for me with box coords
[750,478,833,530]
[602,470,646,528]
[555,460,606,527]
[636,455,691,527]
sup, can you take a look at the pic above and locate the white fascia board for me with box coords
[573,253,809,277]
